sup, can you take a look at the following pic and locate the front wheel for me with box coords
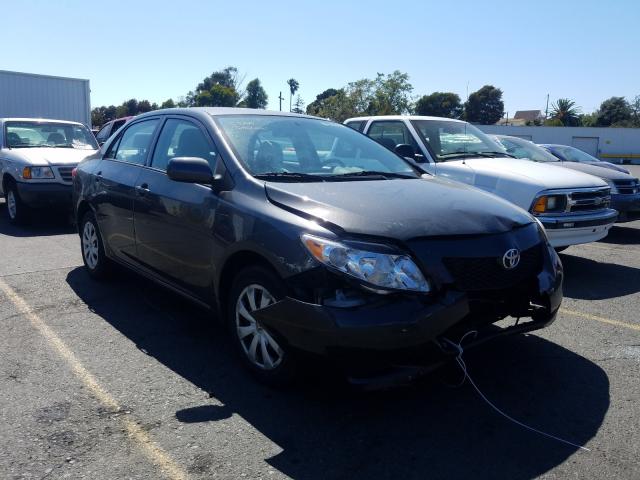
[5,182,30,225]
[80,211,112,279]
[228,266,297,386]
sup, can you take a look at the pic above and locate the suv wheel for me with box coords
[5,182,29,225]
[229,266,297,385]
[80,211,112,279]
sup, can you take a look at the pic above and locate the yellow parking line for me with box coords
[560,308,640,332]
[0,279,188,480]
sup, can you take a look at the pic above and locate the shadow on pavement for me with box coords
[0,201,74,237]
[560,252,640,300]
[66,267,609,480]
[600,224,640,245]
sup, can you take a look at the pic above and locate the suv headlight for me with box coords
[531,194,567,214]
[22,166,54,180]
[302,234,430,293]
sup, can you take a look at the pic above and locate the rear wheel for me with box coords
[228,266,297,386]
[5,182,29,225]
[80,211,112,279]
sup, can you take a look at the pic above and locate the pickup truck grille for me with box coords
[443,244,543,292]
[567,187,611,213]
[55,165,76,184]
[613,178,640,195]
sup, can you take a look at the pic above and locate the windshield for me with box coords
[5,121,98,150]
[410,119,508,162]
[215,115,419,181]
[495,136,559,162]
[553,145,600,163]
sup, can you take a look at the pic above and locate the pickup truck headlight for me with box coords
[302,234,430,293]
[22,166,54,180]
[604,180,619,194]
[531,194,567,214]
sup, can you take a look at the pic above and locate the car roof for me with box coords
[0,117,85,126]
[134,107,321,121]
[344,115,467,123]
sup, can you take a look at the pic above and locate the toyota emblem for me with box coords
[502,248,520,270]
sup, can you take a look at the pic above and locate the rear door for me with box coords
[133,116,220,299]
[93,118,160,263]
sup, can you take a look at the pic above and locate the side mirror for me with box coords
[167,157,221,185]
[395,144,419,160]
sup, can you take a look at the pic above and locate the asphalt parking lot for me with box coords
[1,169,639,480]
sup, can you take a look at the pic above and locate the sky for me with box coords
[3,0,639,117]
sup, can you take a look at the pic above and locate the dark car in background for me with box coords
[540,143,630,174]
[93,116,134,145]
[495,135,640,223]
[73,108,563,386]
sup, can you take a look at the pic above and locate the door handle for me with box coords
[135,183,150,196]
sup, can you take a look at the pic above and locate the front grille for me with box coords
[56,165,76,183]
[567,187,610,212]
[613,178,640,195]
[443,244,543,292]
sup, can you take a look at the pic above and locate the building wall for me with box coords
[0,70,91,126]
[478,125,640,164]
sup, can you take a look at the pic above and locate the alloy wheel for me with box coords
[82,221,99,270]
[235,284,284,370]
[7,190,17,219]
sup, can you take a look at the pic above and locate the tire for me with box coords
[228,266,297,386]
[80,211,112,279]
[5,181,30,225]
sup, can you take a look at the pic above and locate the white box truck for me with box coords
[0,70,91,126]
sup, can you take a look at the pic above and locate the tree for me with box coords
[243,78,268,109]
[414,92,463,118]
[160,99,176,109]
[464,85,504,124]
[550,98,581,126]
[306,88,350,119]
[369,71,413,115]
[189,66,245,107]
[195,84,239,107]
[579,112,598,127]
[629,95,640,127]
[137,100,153,113]
[596,97,632,126]
[292,95,305,114]
[287,78,299,112]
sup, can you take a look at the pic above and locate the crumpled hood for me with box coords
[556,161,635,181]
[6,147,97,166]
[463,157,609,189]
[265,176,534,241]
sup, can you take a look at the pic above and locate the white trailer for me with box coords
[0,70,91,126]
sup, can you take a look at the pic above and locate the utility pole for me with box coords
[278,91,284,112]
[545,93,549,119]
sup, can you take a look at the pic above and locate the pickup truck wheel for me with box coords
[5,182,30,225]
[228,266,297,386]
[80,211,112,279]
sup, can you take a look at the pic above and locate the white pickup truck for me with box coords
[0,118,98,224]
[345,115,618,248]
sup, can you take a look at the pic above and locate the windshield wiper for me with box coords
[476,151,516,158]
[254,172,326,182]
[438,151,515,160]
[329,170,416,180]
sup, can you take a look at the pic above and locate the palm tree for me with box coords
[550,98,581,126]
[287,78,299,112]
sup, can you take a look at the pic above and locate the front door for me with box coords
[133,117,219,300]
[94,118,160,263]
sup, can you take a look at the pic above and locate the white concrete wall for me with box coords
[0,70,91,126]
[478,125,640,164]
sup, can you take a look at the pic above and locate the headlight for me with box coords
[22,166,54,180]
[531,194,567,214]
[302,234,430,293]
[604,180,619,194]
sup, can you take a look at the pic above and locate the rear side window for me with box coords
[95,123,111,143]
[367,121,420,152]
[108,119,159,165]
[345,121,365,132]
[151,119,216,171]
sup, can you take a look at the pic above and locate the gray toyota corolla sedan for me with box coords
[73,108,563,386]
